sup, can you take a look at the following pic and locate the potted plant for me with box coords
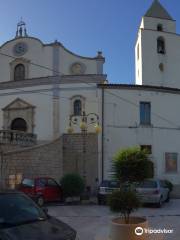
[60,173,85,203]
[108,147,154,240]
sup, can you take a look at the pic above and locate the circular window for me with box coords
[70,62,86,74]
[11,118,27,132]
[13,42,28,56]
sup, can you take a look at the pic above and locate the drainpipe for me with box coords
[101,87,104,181]
[52,41,60,139]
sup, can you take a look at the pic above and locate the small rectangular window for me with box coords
[165,153,178,173]
[140,102,151,125]
[140,145,152,154]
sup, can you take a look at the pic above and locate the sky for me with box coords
[0,0,179,84]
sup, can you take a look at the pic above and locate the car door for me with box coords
[45,178,62,202]
[35,178,47,198]
[20,178,35,196]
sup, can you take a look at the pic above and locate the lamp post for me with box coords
[67,111,101,185]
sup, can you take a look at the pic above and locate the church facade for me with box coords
[0,21,105,141]
[1,0,180,195]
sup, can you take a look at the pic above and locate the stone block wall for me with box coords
[63,133,98,193]
[0,138,63,187]
[0,133,99,193]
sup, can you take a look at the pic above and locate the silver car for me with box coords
[97,180,120,205]
[136,179,170,207]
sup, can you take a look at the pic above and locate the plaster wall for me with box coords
[103,87,180,185]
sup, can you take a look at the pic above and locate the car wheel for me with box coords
[37,196,44,207]
[157,196,163,208]
[165,193,170,203]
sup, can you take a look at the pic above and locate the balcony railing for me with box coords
[0,130,37,147]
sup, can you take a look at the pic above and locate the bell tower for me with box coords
[16,19,28,38]
[135,0,179,88]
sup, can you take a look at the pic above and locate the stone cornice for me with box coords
[98,83,180,95]
[0,74,107,90]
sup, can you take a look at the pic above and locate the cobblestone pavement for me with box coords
[48,199,180,240]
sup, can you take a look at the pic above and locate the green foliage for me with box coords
[109,147,154,223]
[113,147,154,183]
[108,189,141,224]
[164,179,173,192]
[60,173,85,197]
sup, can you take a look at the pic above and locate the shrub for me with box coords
[164,179,173,192]
[109,147,154,224]
[108,189,141,224]
[60,173,85,198]
[113,147,154,183]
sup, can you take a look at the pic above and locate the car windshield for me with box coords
[101,180,119,188]
[138,180,157,188]
[0,193,47,229]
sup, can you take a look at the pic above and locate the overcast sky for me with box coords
[0,0,179,84]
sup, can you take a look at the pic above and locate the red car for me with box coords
[18,177,63,206]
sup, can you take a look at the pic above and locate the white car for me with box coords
[136,179,170,207]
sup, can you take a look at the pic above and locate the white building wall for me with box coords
[103,87,180,185]
[135,30,143,85]
[0,38,53,82]
[0,37,103,83]
[0,81,101,141]
[59,47,100,75]
[0,85,53,140]
[135,16,180,88]
[59,83,100,134]
[140,17,176,33]
[140,30,180,88]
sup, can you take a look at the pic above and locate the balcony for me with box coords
[0,130,37,147]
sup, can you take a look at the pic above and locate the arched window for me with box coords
[157,37,165,54]
[11,118,27,132]
[14,64,25,81]
[73,99,82,116]
[157,24,163,31]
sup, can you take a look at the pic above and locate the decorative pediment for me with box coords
[9,57,30,66]
[2,98,35,111]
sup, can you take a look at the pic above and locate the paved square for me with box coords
[48,200,180,240]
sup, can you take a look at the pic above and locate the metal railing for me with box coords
[0,130,37,147]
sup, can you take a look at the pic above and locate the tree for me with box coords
[108,189,140,224]
[113,146,154,183]
[108,146,154,224]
